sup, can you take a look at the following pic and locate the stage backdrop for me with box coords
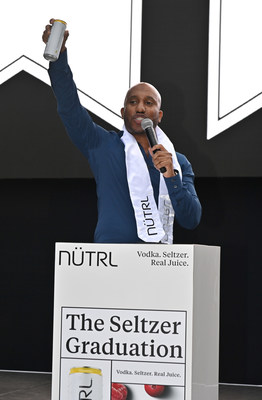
[0,0,262,386]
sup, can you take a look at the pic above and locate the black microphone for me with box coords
[141,118,166,173]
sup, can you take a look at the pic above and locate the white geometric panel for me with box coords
[0,0,142,130]
[207,0,262,139]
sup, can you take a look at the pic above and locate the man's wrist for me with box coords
[163,168,179,179]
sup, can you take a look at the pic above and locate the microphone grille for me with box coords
[141,118,153,130]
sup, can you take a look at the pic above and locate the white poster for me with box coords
[60,307,186,399]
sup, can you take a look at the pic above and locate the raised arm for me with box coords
[42,19,101,151]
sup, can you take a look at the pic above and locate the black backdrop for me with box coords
[1,0,262,385]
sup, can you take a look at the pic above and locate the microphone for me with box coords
[141,118,166,173]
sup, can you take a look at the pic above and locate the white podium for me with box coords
[52,243,220,400]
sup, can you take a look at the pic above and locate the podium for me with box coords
[51,243,220,400]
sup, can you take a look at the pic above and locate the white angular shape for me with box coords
[0,0,142,129]
[207,0,262,139]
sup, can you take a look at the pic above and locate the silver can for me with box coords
[44,19,67,62]
[69,367,102,400]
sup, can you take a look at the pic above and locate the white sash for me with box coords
[121,125,181,244]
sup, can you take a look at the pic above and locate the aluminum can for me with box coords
[44,19,67,62]
[69,367,103,400]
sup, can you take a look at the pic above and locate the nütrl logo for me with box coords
[59,247,118,267]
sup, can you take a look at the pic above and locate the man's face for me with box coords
[121,83,163,135]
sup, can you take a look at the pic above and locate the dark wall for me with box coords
[0,0,261,385]
[0,179,97,372]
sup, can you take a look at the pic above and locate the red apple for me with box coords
[144,384,165,397]
[111,383,128,400]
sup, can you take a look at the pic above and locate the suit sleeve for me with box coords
[164,154,202,229]
[48,50,102,154]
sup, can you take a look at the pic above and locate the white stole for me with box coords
[121,125,181,244]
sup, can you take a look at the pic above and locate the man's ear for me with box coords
[158,110,163,123]
[120,107,125,119]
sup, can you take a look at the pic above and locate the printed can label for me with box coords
[44,19,67,62]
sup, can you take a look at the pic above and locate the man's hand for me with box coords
[149,144,176,178]
[42,18,69,53]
